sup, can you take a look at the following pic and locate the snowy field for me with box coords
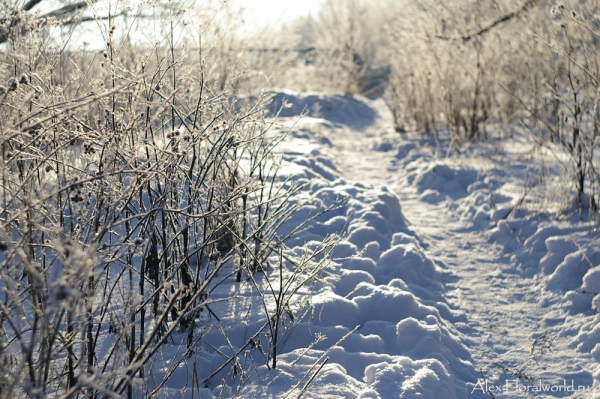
[151,90,600,398]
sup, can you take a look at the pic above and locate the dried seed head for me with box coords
[0,86,6,95]
[168,129,182,139]
[71,191,84,202]
[551,4,565,16]
[19,74,28,84]
[83,143,95,154]
[54,284,71,301]
[7,78,18,92]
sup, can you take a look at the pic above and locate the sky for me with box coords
[231,0,326,31]
[64,0,327,50]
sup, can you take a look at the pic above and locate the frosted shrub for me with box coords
[0,2,340,397]
[380,0,600,211]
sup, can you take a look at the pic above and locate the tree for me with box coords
[316,0,369,94]
[0,0,107,44]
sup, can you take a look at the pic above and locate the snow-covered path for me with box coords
[204,91,600,399]
[399,187,594,399]
[322,97,598,398]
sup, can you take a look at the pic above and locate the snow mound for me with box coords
[376,242,441,288]
[395,143,418,160]
[409,162,478,203]
[363,357,458,399]
[266,90,378,130]
[546,248,600,292]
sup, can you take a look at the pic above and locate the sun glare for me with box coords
[232,0,325,31]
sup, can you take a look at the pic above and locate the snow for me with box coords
[76,89,600,397]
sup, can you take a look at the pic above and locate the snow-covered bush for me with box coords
[0,4,342,398]
[275,0,600,212]
[383,0,600,210]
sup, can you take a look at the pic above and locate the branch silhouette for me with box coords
[436,0,538,42]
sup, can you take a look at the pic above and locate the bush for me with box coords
[0,2,342,397]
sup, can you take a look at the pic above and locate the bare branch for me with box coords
[0,0,92,44]
[436,0,539,42]
[22,0,44,12]
[39,1,88,19]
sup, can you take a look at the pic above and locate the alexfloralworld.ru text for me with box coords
[471,379,598,394]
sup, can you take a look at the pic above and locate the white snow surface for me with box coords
[162,91,600,398]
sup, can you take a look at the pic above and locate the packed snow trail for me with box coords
[182,91,600,398]
[323,95,599,398]
[228,92,485,398]
[273,90,600,398]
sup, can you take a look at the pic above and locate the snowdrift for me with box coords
[395,126,600,396]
